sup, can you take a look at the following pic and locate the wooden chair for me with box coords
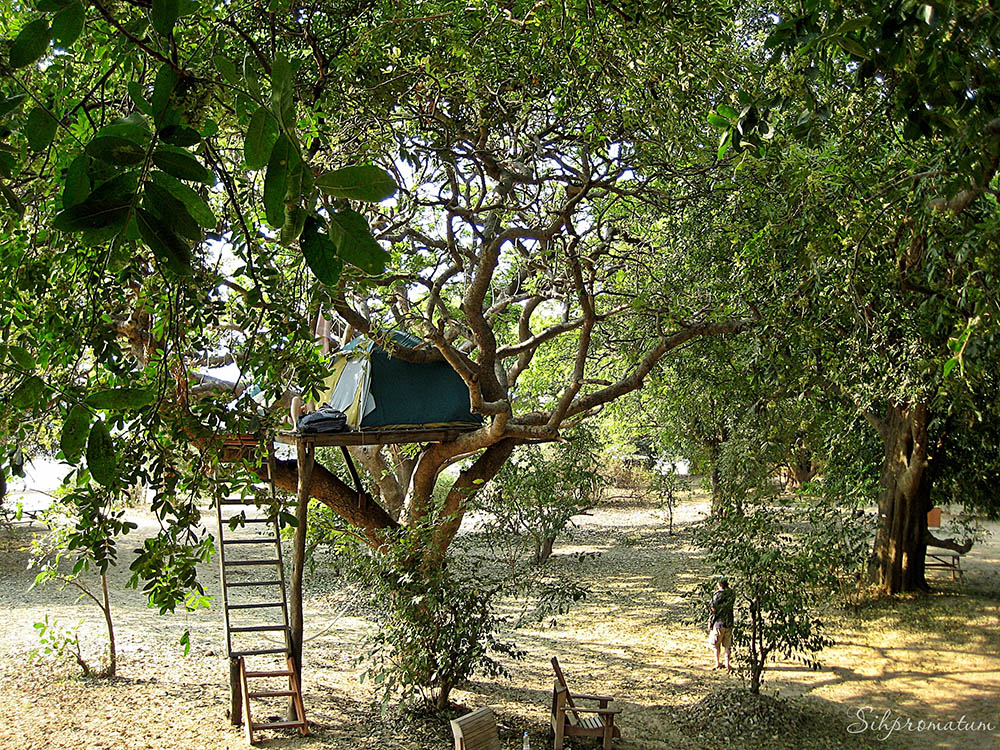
[451,706,501,750]
[550,657,621,750]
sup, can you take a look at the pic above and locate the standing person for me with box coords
[707,578,735,670]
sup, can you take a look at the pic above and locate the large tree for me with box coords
[724,0,1000,593]
[1,0,756,617]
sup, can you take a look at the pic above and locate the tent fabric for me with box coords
[320,332,482,430]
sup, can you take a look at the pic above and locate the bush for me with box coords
[692,505,833,694]
[346,526,523,712]
[476,426,604,564]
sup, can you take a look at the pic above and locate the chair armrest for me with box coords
[571,694,616,703]
[562,707,621,715]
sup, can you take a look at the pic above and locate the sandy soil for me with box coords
[0,488,997,750]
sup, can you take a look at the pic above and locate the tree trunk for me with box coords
[101,570,116,677]
[434,681,453,712]
[787,450,818,488]
[869,403,932,594]
[534,535,555,565]
[709,459,722,516]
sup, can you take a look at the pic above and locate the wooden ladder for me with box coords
[216,485,309,745]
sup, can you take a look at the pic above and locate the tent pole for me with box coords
[288,437,313,718]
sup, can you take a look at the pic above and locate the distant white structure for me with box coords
[5,456,69,513]
[655,458,690,476]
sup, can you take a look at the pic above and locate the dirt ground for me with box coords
[0,487,997,750]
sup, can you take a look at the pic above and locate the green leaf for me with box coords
[279,204,306,246]
[97,113,152,142]
[8,345,36,370]
[53,197,131,232]
[263,134,297,228]
[707,113,731,131]
[328,209,389,275]
[314,165,397,202]
[86,136,146,165]
[300,216,343,286]
[135,207,193,276]
[0,153,15,179]
[836,16,872,34]
[151,0,180,36]
[151,147,215,184]
[244,107,279,170]
[51,1,85,47]
[0,94,28,121]
[270,53,295,130]
[89,171,139,203]
[62,155,91,208]
[11,375,46,410]
[943,357,958,378]
[835,36,869,59]
[0,184,25,219]
[716,105,739,119]
[86,420,117,487]
[25,106,59,152]
[151,64,179,126]
[127,82,154,117]
[35,0,72,10]
[149,171,215,228]
[142,181,201,241]
[9,18,51,69]
[212,55,240,86]
[60,404,92,463]
[717,130,732,161]
[85,388,157,410]
[159,124,202,146]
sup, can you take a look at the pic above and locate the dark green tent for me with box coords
[323,332,482,429]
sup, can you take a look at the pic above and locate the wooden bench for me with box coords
[926,552,964,582]
[551,657,621,750]
[451,706,501,750]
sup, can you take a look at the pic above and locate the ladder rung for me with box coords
[230,648,289,657]
[222,538,280,545]
[224,559,281,566]
[248,689,296,698]
[226,602,285,610]
[245,669,294,678]
[225,579,283,588]
[251,720,307,731]
[230,624,289,633]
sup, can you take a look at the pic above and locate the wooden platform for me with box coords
[275,426,479,447]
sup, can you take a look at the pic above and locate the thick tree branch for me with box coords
[266,459,399,547]
[925,531,974,555]
[516,317,755,427]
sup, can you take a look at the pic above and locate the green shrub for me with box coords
[347,526,524,712]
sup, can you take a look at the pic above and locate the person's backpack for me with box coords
[297,406,348,434]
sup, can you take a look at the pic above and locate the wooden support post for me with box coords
[229,657,242,726]
[288,438,313,719]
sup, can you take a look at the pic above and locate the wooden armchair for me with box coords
[451,706,502,750]
[550,657,621,750]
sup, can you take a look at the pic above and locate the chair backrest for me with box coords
[551,680,580,727]
[451,707,501,750]
[551,657,577,711]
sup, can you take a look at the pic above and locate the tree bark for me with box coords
[266,458,399,547]
[101,570,116,677]
[535,535,555,565]
[787,447,819,487]
[869,403,932,593]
